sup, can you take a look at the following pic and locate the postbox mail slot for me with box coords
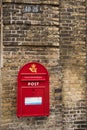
[21,79,46,81]
[21,73,47,76]
[21,76,45,79]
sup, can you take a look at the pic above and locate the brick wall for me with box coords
[86,0,87,127]
[60,0,87,129]
[1,1,62,130]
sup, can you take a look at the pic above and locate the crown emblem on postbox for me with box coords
[29,64,37,73]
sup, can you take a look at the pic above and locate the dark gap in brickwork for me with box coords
[2,2,59,6]
[3,45,60,48]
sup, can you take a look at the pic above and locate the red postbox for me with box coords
[17,62,49,117]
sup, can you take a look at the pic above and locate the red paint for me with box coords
[17,62,49,117]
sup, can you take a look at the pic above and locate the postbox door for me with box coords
[21,87,45,116]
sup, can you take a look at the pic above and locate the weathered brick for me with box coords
[60,0,87,130]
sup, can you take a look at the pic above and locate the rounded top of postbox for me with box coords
[18,62,49,75]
